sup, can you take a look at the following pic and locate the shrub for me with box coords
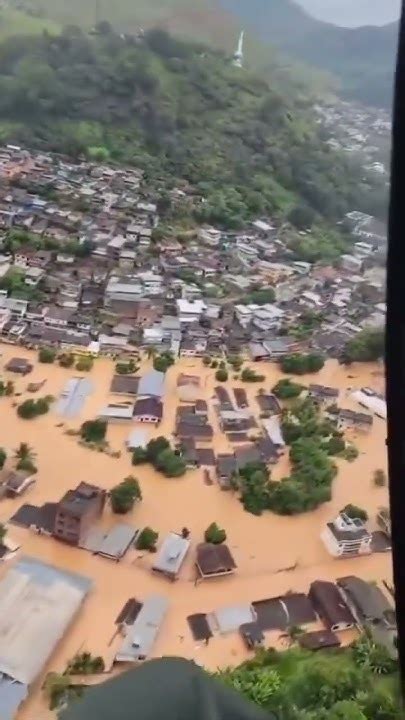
[204,522,226,544]
[322,436,346,455]
[228,355,243,370]
[80,419,106,443]
[136,526,158,551]
[203,356,211,366]
[0,448,6,469]
[76,356,94,372]
[44,673,71,711]
[211,360,218,368]
[110,476,142,514]
[17,397,51,419]
[115,359,137,375]
[38,346,56,364]
[343,444,359,462]
[153,352,174,373]
[272,378,304,399]
[241,367,265,383]
[59,353,75,368]
[132,447,148,465]
[66,652,105,675]
[215,368,228,382]
[341,504,368,522]
[373,469,387,487]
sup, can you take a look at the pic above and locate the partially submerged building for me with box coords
[0,556,91,720]
[110,375,139,396]
[53,482,106,546]
[115,595,169,662]
[133,397,163,424]
[152,532,191,580]
[0,469,36,498]
[137,370,165,399]
[195,543,236,582]
[5,357,32,375]
[321,513,372,558]
[309,580,355,631]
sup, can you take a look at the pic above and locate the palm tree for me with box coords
[14,442,36,463]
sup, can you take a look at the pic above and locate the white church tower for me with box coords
[232,30,244,68]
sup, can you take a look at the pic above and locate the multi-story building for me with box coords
[53,482,106,546]
[321,513,372,558]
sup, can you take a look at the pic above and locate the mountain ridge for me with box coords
[6,0,399,108]
[220,0,397,107]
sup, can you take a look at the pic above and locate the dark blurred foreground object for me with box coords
[386,0,405,696]
[60,657,276,720]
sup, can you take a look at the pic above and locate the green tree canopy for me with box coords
[110,476,142,514]
[341,329,385,364]
[80,419,106,443]
[204,522,227,544]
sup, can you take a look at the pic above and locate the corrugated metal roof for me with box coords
[0,557,91,686]
[213,604,255,634]
[99,404,134,420]
[137,370,165,398]
[0,675,28,720]
[152,533,190,576]
[116,595,169,661]
[56,377,93,418]
[98,525,138,559]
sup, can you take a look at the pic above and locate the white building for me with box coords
[321,513,372,558]
[176,298,206,324]
[341,254,363,273]
[197,226,221,246]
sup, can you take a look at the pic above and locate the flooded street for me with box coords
[0,345,391,719]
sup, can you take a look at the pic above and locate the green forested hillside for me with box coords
[0,26,384,228]
[11,0,397,107]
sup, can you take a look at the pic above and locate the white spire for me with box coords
[232,30,244,68]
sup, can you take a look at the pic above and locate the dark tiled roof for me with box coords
[298,630,340,651]
[133,397,163,420]
[309,581,355,628]
[110,375,139,394]
[59,482,103,518]
[176,422,213,439]
[187,614,212,641]
[196,543,236,575]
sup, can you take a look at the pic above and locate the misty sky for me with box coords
[295,0,401,27]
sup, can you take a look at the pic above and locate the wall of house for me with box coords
[321,527,372,557]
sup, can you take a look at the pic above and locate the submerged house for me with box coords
[152,532,191,580]
[195,543,236,582]
[115,595,169,662]
[309,580,355,632]
[321,513,372,558]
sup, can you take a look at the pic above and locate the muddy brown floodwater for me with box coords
[0,345,391,720]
